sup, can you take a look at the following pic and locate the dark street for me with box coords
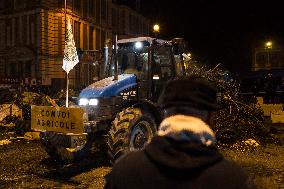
[0,131,111,188]
[0,130,283,189]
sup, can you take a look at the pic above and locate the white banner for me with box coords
[62,17,79,74]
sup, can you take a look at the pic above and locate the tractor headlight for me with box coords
[79,98,98,106]
[79,98,89,106]
[89,98,98,106]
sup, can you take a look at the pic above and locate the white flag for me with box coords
[62,17,79,74]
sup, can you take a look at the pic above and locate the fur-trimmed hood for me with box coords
[144,115,222,174]
[158,115,216,146]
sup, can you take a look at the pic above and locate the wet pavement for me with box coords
[0,130,283,189]
[220,142,284,189]
[0,131,111,189]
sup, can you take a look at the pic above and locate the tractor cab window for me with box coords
[116,46,149,79]
[174,54,185,76]
[153,46,174,80]
[121,52,139,74]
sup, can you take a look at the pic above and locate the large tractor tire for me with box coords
[40,132,94,164]
[107,107,157,162]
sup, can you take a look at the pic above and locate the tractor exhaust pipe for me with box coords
[113,35,118,80]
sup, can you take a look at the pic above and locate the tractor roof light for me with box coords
[135,41,143,49]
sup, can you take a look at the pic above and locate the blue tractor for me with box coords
[40,37,186,163]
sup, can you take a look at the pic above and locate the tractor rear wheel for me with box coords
[40,132,94,164]
[107,107,157,162]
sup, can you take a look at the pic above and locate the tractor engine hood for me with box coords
[79,74,137,98]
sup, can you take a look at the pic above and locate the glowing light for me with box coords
[153,75,160,80]
[153,24,160,32]
[135,41,143,49]
[79,98,89,106]
[89,98,98,106]
[266,41,272,48]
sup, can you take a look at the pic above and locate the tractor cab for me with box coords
[106,37,181,101]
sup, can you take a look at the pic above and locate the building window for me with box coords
[129,15,134,34]
[6,19,12,47]
[22,15,27,45]
[0,20,4,49]
[0,59,5,75]
[256,52,267,68]
[96,0,101,24]
[9,61,19,77]
[14,0,26,10]
[25,60,32,77]
[58,16,62,55]
[74,20,80,48]
[112,8,115,28]
[30,14,35,46]
[75,64,81,89]
[7,61,12,76]
[101,30,105,49]
[74,0,82,16]
[101,0,106,21]
[121,10,125,33]
[58,0,64,9]
[6,25,11,47]
[0,0,5,11]
[4,0,13,10]
[136,18,139,34]
[83,0,88,18]
[112,8,118,32]
[15,17,21,44]
[89,0,95,17]
[83,23,88,50]
[89,26,94,50]
[96,28,101,49]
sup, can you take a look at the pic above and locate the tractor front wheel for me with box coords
[40,132,94,164]
[107,107,157,162]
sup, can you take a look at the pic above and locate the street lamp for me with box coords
[265,41,272,49]
[153,24,160,38]
[153,24,160,32]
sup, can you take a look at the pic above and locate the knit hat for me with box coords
[158,76,218,111]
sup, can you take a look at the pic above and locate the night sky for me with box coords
[140,0,284,77]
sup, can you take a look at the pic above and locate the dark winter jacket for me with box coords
[104,116,255,189]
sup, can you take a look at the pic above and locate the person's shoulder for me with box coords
[216,158,247,174]
[104,150,149,189]
[207,158,256,188]
[213,158,252,183]
[112,150,146,170]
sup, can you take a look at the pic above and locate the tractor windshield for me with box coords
[108,42,149,79]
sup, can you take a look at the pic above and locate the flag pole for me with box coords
[66,73,69,107]
[65,0,69,107]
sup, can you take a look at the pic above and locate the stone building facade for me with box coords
[0,0,149,90]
